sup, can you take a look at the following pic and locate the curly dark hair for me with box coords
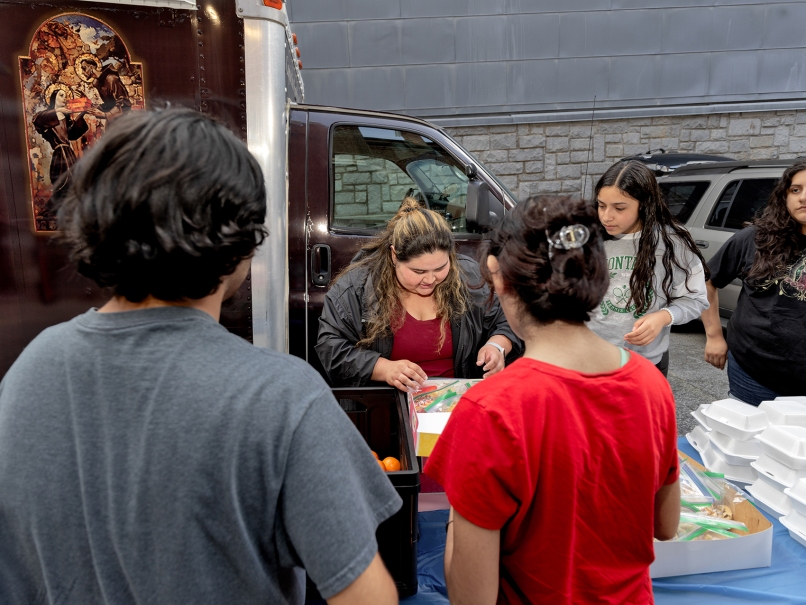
[594,160,710,314]
[55,108,267,302]
[747,160,806,283]
[479,195,608,324]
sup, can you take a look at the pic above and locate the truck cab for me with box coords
[284,105,516,376]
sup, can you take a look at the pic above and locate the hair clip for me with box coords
[546,224,590,259]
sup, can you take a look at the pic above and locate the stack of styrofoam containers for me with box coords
[781,479,806,548]
[685,399,765,485]
[747,398,806,520]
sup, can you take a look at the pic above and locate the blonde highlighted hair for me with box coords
[343,197,469,349]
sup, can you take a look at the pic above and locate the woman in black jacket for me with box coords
[316,198,521,391]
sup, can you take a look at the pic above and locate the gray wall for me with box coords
[288,1,806,127]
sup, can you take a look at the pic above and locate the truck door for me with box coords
[291,109,510,380]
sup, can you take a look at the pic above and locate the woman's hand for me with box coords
[477,343,505,377]
[373,357,427,392]
[624,311,671,347]
[704,334,729,370]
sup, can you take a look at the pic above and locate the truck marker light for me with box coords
[263,0,283,8]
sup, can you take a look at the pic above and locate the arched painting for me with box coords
[19,14,145,232]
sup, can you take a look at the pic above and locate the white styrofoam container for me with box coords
[746,478,792,517]
[691,404,712,432]
[703,399,768,442]
[776,396,806,406]
[708,430,760,465]
[754,466,791,494]
[784,478,806,516]
[755,426,806,470]
[759,399,806,428]
[751,454,806,490]
[701,445,758,485]
[686,426,711,455]
[779,512,806,548]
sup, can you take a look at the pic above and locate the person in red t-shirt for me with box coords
[425,195,680,605]
[316,197,520,391]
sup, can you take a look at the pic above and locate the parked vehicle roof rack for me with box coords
[670,159,800,176]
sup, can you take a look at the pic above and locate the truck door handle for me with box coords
[694,240,709,249]
[311,244,331,286]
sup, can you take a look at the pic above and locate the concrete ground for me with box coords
[668,324,730,436]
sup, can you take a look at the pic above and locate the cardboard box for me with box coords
[650,453,773,578]
[408,379,481,457]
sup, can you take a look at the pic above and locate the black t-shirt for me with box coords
[708,226,806,395]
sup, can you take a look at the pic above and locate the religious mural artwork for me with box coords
[19,14,145,231]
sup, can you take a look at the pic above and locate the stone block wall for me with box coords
[445,110,806,201]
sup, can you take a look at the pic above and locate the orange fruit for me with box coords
[377,459,386,471]
[382,457,401,472]
[371,450,379,460]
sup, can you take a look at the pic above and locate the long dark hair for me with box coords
[594,160,710,314]
[747,161,806,283]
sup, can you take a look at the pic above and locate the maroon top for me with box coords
[391,312,454,378]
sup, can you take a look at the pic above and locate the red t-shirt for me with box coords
[391,312,454,378]
[425,355,678,605]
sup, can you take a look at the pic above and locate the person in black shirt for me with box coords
[702,160,806,404]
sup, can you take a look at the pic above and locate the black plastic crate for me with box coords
[316,387,420,599]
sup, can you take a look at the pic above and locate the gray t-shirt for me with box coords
[587,231,708,364]
[0,307,401,604]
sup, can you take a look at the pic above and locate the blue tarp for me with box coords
[402,438,806,604]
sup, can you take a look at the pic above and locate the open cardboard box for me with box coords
[650,452,773,578]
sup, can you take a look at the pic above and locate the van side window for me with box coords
[706,179,777,230]
[331,125,470,233]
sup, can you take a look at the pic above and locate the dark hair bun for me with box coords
[480,195,608,323]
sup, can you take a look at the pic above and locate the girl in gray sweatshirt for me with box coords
[588,160,710,376]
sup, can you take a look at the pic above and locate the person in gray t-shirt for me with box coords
[0,109,401,605]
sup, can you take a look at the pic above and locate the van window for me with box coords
[331,125,470,233]
[706,179,777,230]
[659,181,710,223]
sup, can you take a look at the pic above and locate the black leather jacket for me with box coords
[315,254,522,387]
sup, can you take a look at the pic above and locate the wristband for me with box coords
[662,308,675,326]
[485,341,506,357]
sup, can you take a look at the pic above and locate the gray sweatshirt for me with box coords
[587,231,709,364]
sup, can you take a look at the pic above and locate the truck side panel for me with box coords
[0,0,252,376]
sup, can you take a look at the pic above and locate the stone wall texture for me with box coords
[445,110,806,201]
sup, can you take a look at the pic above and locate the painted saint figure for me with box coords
[32,85,89,198]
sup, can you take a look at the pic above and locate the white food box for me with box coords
[755,426,806,470]
[691,404,712,432]
[781,509,806,534]
[708,430,760,465]
[686,426,711,455]
[784,478,806,517]
[751,454,806,491]
[759,399,806,428]
[651,454,773,578]
[776,396,806,406]
[780,520,806,549]
[412,412,451,457]
[746,477,792,517]
[703,399,768,442]
[701,445,758,485]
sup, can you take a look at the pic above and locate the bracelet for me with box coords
[484,341,506,357]
[445,519,454,532]
[662,308,675,326]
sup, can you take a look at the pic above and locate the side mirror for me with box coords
[466,180,503,233]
